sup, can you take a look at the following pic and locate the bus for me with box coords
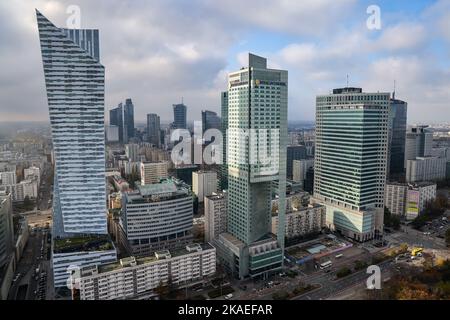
[319,260,332,270]
[335,254,344,259]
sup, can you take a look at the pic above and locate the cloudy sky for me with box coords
[1,0,449,124]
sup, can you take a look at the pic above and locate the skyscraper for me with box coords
[173,103,187,129]
[110,104,124,143]
[388,97,407,179]
[201,110,221,135]
[0,191,14,269]
[313,87,389,241]
[220,92,229,191]
[147,113,161,147]
[404,125,433,168]
[37,10,108,237]
[124,98,135,141]
[215,53,287,279]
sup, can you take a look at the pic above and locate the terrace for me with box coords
[53,234,114,254]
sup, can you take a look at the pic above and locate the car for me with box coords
[224,293,233,300]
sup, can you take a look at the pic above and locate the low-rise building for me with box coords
[271,200,325,239]
[24,166,41,186]
[111,175,129,192]
[385,182,436,220]
[406,156,446,182]
[405,182,437,220]
[385,182,408,216]
[140,161,169,185]
[77,243,216,300]
[52,235,117,288]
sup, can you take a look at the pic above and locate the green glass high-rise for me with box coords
[313,88,389,241]
[215,54,287,279]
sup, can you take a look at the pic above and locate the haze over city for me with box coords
[1,0,450,123]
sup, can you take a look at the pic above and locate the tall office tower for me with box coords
[110,104,124,143]
[220,92,229,191]
[37,10,108,237]
[37,11,116,288]
[173,103,187,129]
[140,161,169,185]
[124,98,135,141]
[404,125,433,168]
[286,145,307,179]
[125,143,139,162]
[147,113,161,147]
[387,97,407,179]
[0,191,14,268]
[201,110,221,135]
[312,87,389,241]
[192,171,218,203]
[215,53,287,279]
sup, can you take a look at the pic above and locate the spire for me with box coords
[393,80,396,99]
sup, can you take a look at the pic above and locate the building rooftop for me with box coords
[332,87,362,94]
[96,243,214,274]
[53,234,114,254]
[205,192,227,201]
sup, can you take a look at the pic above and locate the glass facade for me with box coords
[388,98,407,178]
[37,10,107,236]
[314,88,389,239]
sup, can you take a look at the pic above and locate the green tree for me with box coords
[23,195,33,210]
[336,267,352,278]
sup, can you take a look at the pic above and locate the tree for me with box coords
[154,281,169,299]
[336,267,352,278]
[23,195,33,210]
[384,207,400,230]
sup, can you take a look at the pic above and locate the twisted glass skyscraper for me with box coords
[37,10,107,237]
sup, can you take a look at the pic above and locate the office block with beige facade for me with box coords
[140,161,169,185]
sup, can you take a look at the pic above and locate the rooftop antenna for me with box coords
[393,80,396,99]
[181,97,184,104]
[346,74,349,88]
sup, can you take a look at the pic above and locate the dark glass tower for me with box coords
[173,103,187,129]
[388,97,407,179]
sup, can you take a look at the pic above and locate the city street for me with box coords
[385,225,447,249]
[7,228,51,300]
